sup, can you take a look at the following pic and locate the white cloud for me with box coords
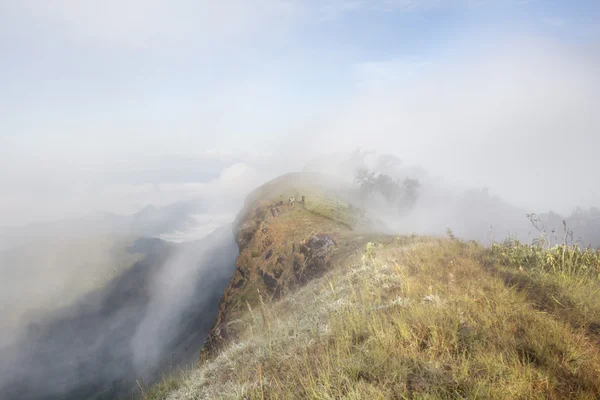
[295,35,600,213]
[0,157,268,227]
[2,1,599,224]
[2,0,299,47]
[1,0,458,48]
[156,213,235,242]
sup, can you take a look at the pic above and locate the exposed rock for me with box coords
[306,235,336,255]
[202,174,355,361]
[293,256,303,281]
[295,235,336,284]
[272,265,283,279]
[270,206,280,217]
[261,270,281,299]
[232,278,245,289]
[276,254,286,265]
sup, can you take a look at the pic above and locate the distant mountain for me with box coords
[0,234,145,340]
[0,225,237,400]
[0,198,207,252]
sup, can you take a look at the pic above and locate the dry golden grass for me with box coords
[145,236,600,399]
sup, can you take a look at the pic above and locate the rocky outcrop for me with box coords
[201,176,360,358]
[294,235,336,284]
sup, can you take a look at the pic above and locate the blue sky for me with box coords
[1,0,599,223]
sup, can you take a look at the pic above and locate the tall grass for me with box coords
[489,236,600,278]
[147,237,600,399]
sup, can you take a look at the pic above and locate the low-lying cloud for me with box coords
[1,1,599,399]
[290,35,600,215]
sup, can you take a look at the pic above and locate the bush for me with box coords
[489,237,600,278]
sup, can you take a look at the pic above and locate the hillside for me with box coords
[146,173,600,399]
[201,173,383,357]
[0,228,238,400]
[0,235,144,336]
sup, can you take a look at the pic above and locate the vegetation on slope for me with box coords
[200,173,379,358]
[145,235,600,399]
[0,235,145,332]
[144,174,600,399]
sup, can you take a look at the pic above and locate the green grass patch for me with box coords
[303,191,364,229]
[138,373,181,400]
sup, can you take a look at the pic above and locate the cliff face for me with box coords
[202,173,376,356]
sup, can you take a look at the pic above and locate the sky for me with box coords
[1,0,600,225]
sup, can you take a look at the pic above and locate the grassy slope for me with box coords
[236,172,373,231]
[144,175,600,400]
[1,235,144,330]
[197,173,382,360]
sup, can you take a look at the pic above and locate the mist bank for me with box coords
[0,159,270,399]
[305,150,600,247]
[0,196,217,252]
[0,225,237,400]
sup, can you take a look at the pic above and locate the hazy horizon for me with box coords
[2,1,600,227]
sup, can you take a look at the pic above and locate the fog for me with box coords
[1,1,600,399]
[288,36,600,215]
[0,229,238,400]
[0,164,269,399]
[3,37,600,225]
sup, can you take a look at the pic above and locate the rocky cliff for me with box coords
[202,173,380,356]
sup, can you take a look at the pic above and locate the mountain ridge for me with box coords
[147,172,600,400]
[202,172,380,357]
[0,227,238,400]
